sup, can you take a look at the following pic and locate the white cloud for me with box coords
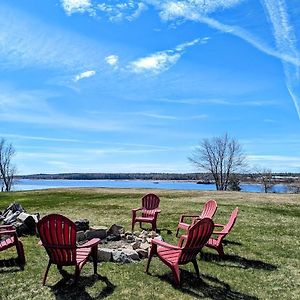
[128,37,207,74]
[129,51,181,74]
[96,1,147,22]
[105,55,119,67]
[61,0,93,15]
[74,70,96,81]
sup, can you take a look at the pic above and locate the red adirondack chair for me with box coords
[131,193,161,231]
[0,225,25,268]
[37,214,100,285]
[176,199,217,237]
[146,218,214,286]
[206,207,239,256]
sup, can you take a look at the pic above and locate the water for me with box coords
[12,179,287,193]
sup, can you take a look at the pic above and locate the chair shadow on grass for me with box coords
[200,252,277,271]
[49,269,116,300]
[0,258,24,273]
[156,270,258,300]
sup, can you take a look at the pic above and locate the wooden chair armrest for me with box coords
[132,208,142,212]
[78,238,100,248]
[178,234,187,247]
[151,239,181,250]
[179,214,199,222]
[213,231,226,235]
[214,224,224,227]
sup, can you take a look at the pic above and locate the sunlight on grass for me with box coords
[0,188,299,299]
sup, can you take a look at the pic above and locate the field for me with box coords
[0,188,299,300]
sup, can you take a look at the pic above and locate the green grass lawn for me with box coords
[0,188,299,300]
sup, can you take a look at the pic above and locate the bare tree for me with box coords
[256,168,275,193]
[0,138,16,192]
[189,133,246,191]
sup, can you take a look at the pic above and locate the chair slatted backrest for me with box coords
[179,218,214,264]
[199,199,217,219]
[142,193,160,217]
[218,207,239,242]
[37,214,77,265]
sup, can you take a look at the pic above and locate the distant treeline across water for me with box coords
[17,172,300,183]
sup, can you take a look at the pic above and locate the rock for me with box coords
[112,250,133,263]
[122,249,139,261]
[131,241,141,250]
[89,226,108,239]
[140,242,151,251]
[149,231,157,238]
[106,234,121,241]
[133,231,141,236]
[125,231,132,237]
[98,248,114,262]
[126,234,134,241]
[16,213,37,234]
[76,231,86,242]
[75,219,89,232]
[136,248,148,259]
[154,235,164,241]
[146,238,152,244]
[107,224,124,236]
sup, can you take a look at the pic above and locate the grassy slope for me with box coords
[0,188,299,300]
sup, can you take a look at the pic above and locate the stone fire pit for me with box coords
[76,223,162,263]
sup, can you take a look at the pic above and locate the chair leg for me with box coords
[131,218,135,232]
[91,245,98,274]
[217,244,225,257]
[171,265,181,286]
[74,265,80,285]
[175,227,180,238]
[16,241,26,266]
[145,244,156,273]
[151,222,156,232]
[43,261,52,285]
[192,259,200,278]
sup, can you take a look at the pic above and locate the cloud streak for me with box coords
[0,3,107,72]
[128,37,208,74]
[261,0,300,119]
[74,70,96,81]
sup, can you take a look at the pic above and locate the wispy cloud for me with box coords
[61,0,93,15]
[74,70,96,81]
[0,4,106,72]
[97,2,147,22]
[261,0,300,119]
[128,37,208,74]
[0,85,127,132]
[129,51,181,74]
[105,55,119,67]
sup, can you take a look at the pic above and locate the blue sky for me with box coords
[0,0,300,174]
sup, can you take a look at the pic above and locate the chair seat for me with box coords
[206,237,218,247]
[76,248,92,264]
[157,247,181,265]
[135,216,154,222]
[0,237,15,251]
